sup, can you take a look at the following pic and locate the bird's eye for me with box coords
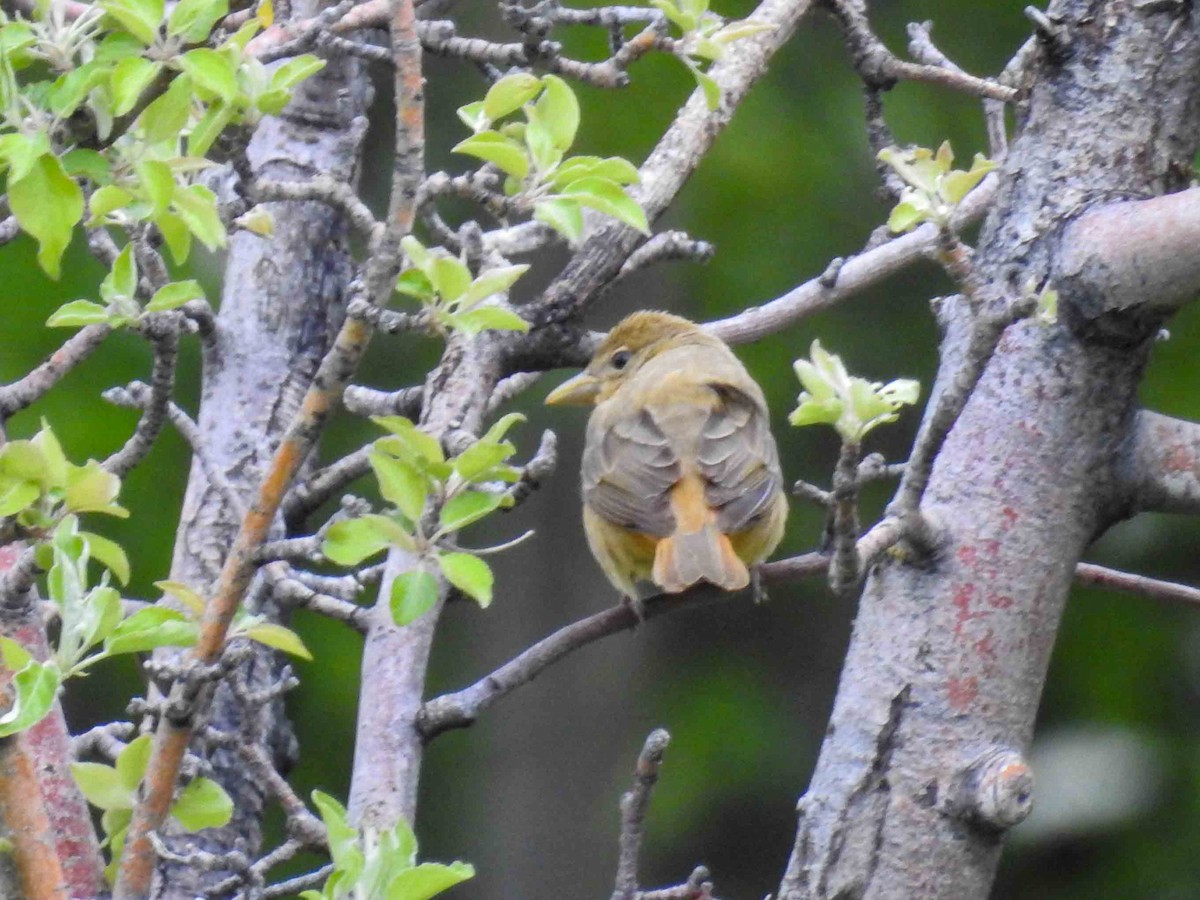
[610,349,632,370]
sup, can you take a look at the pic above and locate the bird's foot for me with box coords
[751,566,769,604]
[622,593,647,624]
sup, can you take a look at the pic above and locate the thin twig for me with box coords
[418,552,828,738]
[1075,562,1200,608]
[103,324,180,477]
[705,176,996,345]
[0,325,111,418]
[612,729,672,900]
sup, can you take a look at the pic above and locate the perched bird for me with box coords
[545,311,788,604]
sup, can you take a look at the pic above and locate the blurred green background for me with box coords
[4,1,1200,897]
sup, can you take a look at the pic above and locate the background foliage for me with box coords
[2,0,1196,896]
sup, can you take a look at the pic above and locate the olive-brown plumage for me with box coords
[545,311,788,600]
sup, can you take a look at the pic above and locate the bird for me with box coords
[545,310,788,608]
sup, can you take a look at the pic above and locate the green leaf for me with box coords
[428,256,472,305]
[139,74,193,145]
[560,177,649,235]
[456,99,488,132]
[483,72,542,120]
[172,777,233,831]
[712,20,775,43]
[115,734,152,791]
[459,264,529,309]
[9,154,83,280]
[80,531,131,585]
[451,131,529,180]
[111,57,160,116]
[155,579,207,617]
[90,185,133,223]
[100,0,164,44]
[886,198,927,233]
[452,440,514,483]
[387,862,475,900]
[269,54,325,92]
[239,621,313,660]
[61,149,111,184]
[523,117,561,176]
[103,244,138,302]
[0,133,51,183]
[179,48,236,102]
[156,211,193,263]
[146,280,203,312]
[104,607,198,655]
[65,462,125,516]
[370,452,428,523]
[551,156,639,190]
[47,301,109,328]
[390,570,439,626]
[482,412,525,444]
[0,480,40,516]
[372,417,444,464]
[438,490,504,532]
[312,790,362,879]
[395,268,434,301]
[689,63,721,110]
[446,307,529,336]
[534,198,583,243]
[0,650,60,738]
[788,397,842,428]
[167,0,227,41]
[135,159,175,217]
[188,101,234,156]
[172,183,226,250]
[532,75,579,152]
[323,514,414,566]
[438,552,493,608]
[70,761,133,810]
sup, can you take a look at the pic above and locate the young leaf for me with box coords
[146,280,204,312]
[269,55,325,92]
[452,132,529,180]
[438,552,493,608]
[559,177,649,235]
[370,452,428,523]
[173,183,226,250]
[79,531,131,585]
[172,777,233,831]
[110,57,161,116]
[115,734,152,791]
[47,301,110,328]
[323,514,414,566]
[390,570,439,626]
[155,579,207,617]
[177,48,236,102]
[386,861,476,900]
[438,491,504,532]
[0,647,61,738]
[167,0,228,41]
[483,72,542,120]
[532,75,579,152]
[446,307,529,336]
[70,761,133,810]
[458,265,529,310]
[104,607,198,655]
[534,198,583,243]
[90,185,133,222]
[428,257,472,305]
[238,621,313,660]
[139,75,194,145]
[8,153,84,280]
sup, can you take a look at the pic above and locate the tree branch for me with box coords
[1120,410,1200,515]
[418,553,828,739]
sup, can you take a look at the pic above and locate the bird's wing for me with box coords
[582,406,679,536]
[697,381,784,534]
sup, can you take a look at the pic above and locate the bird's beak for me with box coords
[545,372,601,406]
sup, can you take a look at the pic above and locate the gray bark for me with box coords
[153,48,372,898]
[781,3,1200,898]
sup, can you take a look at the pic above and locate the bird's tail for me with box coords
[652,524,749,593]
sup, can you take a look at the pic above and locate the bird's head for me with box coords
[545,311,707,406]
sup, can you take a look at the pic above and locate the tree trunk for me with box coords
[153,46,371,898]
[782,3,1200,897]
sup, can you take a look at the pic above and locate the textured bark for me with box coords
[782,3,1200,898]
[153,47,372,898]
